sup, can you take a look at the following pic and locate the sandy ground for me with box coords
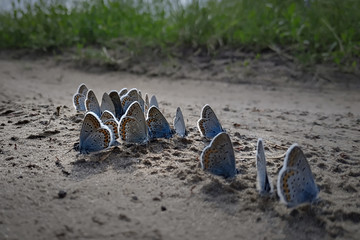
[0,57,359,240]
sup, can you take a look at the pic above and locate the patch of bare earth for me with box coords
[0,55,359,240]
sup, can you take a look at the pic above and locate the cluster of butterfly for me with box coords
[197,105,319,208]
[73,83,187,153]
[73,84,319,208]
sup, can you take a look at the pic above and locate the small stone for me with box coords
[119,214,131,222]
[58,190,67,199]
[131,196,138,201]
[161,206,167,211]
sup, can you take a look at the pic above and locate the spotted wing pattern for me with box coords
[119,88,128,97]
[118,102,148,144]
[277,144,319,207]
[85,90,101,117]
[79,112,113,153]
[120,88,139,112]
[78,83,88,96]
[100,110,119,140]
[197,104,224,138]
[200,132,237,179]
[73,83,88,112]
[73,93,86,112]
[100,110,116,122]
[146,106,173,139]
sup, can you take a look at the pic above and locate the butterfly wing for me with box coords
[173,107,187,138]
[80,128,112,153]
[197,105,223,138]
[119,116,148,144]
[144,93,149,113]
[103,119,119,140]
[124,101,142,118]
[138,93,145,113]
[77,83,88,96]
[256,139,273,194]
[100,92,116,115]
[149,95,159,108]
[200,132,237,178]
[277,144,319,207]
[80,112,101,145]
[119,88,128,97]
[146,106,173,139]
[120,88,139,112]
[79,112,113,153]
[85,90,101,117]
[73,93,86,112]
[100,110,116,122]
[109,90,123,119]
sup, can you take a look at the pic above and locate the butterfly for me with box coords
[79,112,114,153]
[277,144,319,208]
[197,104,224,138]
[100,92,116,116]
[256,138,273,195]
[149,95,159,108]
[100,110,119,140]
[119,88,128,97]
[146,106,173,139]
[73,83,88,112]
[119,101,149,144]
[120,88,140,113]
[85,90,115,117]
[173,107,187,138]
[109,90,124,120]
[200,132,237,179]
[85,90,101,117]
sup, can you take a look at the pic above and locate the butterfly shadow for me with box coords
[69,146,139,181]
[199,176,249,215]
[275,201,329,239]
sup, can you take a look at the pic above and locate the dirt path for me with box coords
[0,58,359,240]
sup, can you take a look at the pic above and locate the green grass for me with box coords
[0,0,359,67]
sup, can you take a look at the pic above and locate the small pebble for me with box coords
[58,190,67,199]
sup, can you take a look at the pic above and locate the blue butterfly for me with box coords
[73,83,88,112]
[119,101,149,144]
[256,138,273,195]
[85,90,115,117]
[173,107,187,138]
[79,112,114,153]
[277,144,319,207]
[120,88,140,113]
[200,132,237,179]
[146,106,173,139]
[108,90,124,120]
[100,110,119,140]
[197,104,224,138]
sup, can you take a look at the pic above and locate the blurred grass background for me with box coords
[0,0,359,67]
